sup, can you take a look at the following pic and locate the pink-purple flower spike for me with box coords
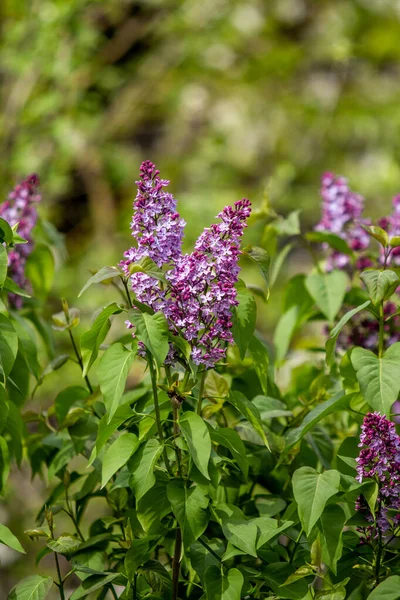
[356,412,400,540]
[315,172,370,270]
[123,161,251,368]
[0,174,41,307]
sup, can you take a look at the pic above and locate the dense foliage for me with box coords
[1,164,400,600]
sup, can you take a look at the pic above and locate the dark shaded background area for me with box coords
[1,0,400,594]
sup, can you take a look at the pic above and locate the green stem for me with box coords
[197,371,206,415]
[109,585,119,599]
[121,276,133,308]
[68,329,93,394]
[172,401,182,476]
[290,528,304,564]
[375,532,383,587]
[54,553,65,600]
[172,525,182,600]
[147,351,173,476]
[199,537,222,562]
[378,302,385,358]
[65,488,85,541]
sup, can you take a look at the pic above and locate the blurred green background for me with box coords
[2,0,400,595]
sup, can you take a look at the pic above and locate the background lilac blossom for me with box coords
[121,161,251,368]
[0,174,40,307]
[356,412,400,542]
[316,173,400,352]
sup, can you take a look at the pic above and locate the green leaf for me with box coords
[0,218,13,245]
[0,385,9,434]
[215,504,258,557]
[167,479,209,548]
[270,243,293,287]
[390,236,400,248]
[139,560,172,598]
[204,566,244,600]
[129,439,163,502]
[204,370,230,399]
[319,505,346,574]
[47,535,81,557]
[179,411,211,480]
[129,256,167,283]
[351,343,400,416]
[274,210,301,235]
[88,403,133,467]
[8,575,53,600]
[0,246,8,287]
[48,440,76,479]
[248,335,269,395]
[283,392,350,455]
[360,269,399,304]
[101,433,140,488]
[252,395,292,419]
[69,573,121,600]
[25,244,55,299]
[367,576,400,599]
[0,523,25,553]
[81,303,122,377]
[0,314,18,378]
[210,428,248,480]
[292,467,341,535]
[227,390,269,449]
[254,517,293,548]
[55,386,89,426]
[189,539,224,584]
[306,231,353,256]
[41,354,70,378]
[137,474,171,534]
[2,277,31,298]
[168,334,191,362]
[231,280,257,359]
[78,266,122,297]
[263,563,309,599]
[361,224,389,247]
[243,245,270,291]
[273,305,298,363]
[125,538,154,579]
[326,301,371,366]
[128,310,169,367]
[305,270,348,324]
[98,343,135,422]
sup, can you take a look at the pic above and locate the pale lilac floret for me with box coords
[0,174,41,307]
[355,412,400,540]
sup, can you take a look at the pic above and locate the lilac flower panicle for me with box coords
[0,174,41,307]
[315,172,370,270]
[120,160,185,272]
[356,412,400,540]
[123,161,251,368]
[166,198,251,367]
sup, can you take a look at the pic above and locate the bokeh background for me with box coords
[2,0,400,594]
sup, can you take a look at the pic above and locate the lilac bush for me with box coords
[4,163,400,600]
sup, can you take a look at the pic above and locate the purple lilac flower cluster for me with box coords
[121,161,251,368]
[316,173,400,352]
[356,412,400,541]
[0,174,41,307]
[315,172,371,270]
